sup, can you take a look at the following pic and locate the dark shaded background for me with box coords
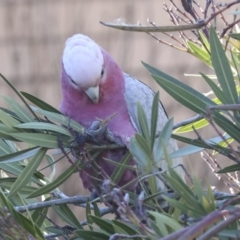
[0,0,235,224]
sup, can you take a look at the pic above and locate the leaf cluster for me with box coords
[1,6,240,240]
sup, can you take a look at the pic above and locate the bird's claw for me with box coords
[85,120,107,139]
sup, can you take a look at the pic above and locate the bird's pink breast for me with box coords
[60,66,136,145]
[60,43,141,191]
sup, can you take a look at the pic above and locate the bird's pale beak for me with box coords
[85,86,99,103]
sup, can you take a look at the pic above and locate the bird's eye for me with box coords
[71,78,77,85]
[101,69,104,77]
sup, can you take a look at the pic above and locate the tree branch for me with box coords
[100,0,240,34]
[15,195,89,213]
[173,114,204,130]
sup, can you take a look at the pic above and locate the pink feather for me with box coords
[60,34,184,191]
[60,34,137,191]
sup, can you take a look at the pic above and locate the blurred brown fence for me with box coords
[0,0,233,223]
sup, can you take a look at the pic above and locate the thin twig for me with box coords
[221,18,240,38]
[204,0,212,19]
[215,3,229,26]
[109,234,148,240]
[173,114,204,130]
[224,12,238,50]
[100,0,240,35]
[179,208,240,240]
[147,18,188,50]
[198,210,240,240]
[15,196,89,213]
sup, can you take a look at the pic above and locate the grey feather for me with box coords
[124,73,185,189]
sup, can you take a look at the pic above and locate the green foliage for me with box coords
[1,8,240,240]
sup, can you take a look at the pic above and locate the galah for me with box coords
[60,34,184,192]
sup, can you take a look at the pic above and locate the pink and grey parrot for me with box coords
[60,34,184,192]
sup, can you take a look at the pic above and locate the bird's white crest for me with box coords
[62,34,104,89]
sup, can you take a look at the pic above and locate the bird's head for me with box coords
[62,34,105,104]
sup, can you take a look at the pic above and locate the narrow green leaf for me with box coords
[57,204,82,229]
[0,73,40,121]
[15,122,72,137]
[0,124,19,141]
[103,157,136,171]
[21,92,61,113]
[154,118,173,163]
[0,133,17,141]
[9,133,70,148]
[174,118,209,133]
[112,223,128,235]
[218,230,240,237]
[8,148,47,198]
[5,140,18,152]
[52,206,76,230]
[172,134,234,154]
[44,226,63,235]
[135,134,152,157]
[148,175,158,200]
[169,145,203,159]
[212,137,234,155]
[0,189,18,218]
[2,96,33,122]
[31,205,48,228]
[137,103,151,144]
[150,219,164,237]
[92,202,101,217]
[218,164,240,173]
[193,177,207,213]
[201,73,228,104]
[89,216,115,234]
[86,200,93,230]
[27,160,82,198]
[163,167,203,215]
[163,196,195,214]
[199,31,210,53]
[187,41,211,66]
[129,134,153,168]
[210,27,238,104]
[75,230,109,240]
[0,147,40,163]
[149,211,182,232]
[0,139,15,155]
[110,152,132,186]
[31,107,84,133]
[0,189,44,239]
[9,192,36,207]
[0,108,21,128]
[229,33,240,40]
[0,162,44,186]
[112,220,140,235]
[45,154,56,181]
[0,107,19,119]
[206,182,216,211]
[0,162,24,177]
[151,92,159,150]
[143,62,216,114]
[0,179,38,195]
[213,112,240,143]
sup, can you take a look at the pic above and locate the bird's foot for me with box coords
[85,120,107,140]
[105,128,125,147]
[85,114,117,141]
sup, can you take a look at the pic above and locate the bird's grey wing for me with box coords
[124,73,185,188]
[124,73,168,134]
